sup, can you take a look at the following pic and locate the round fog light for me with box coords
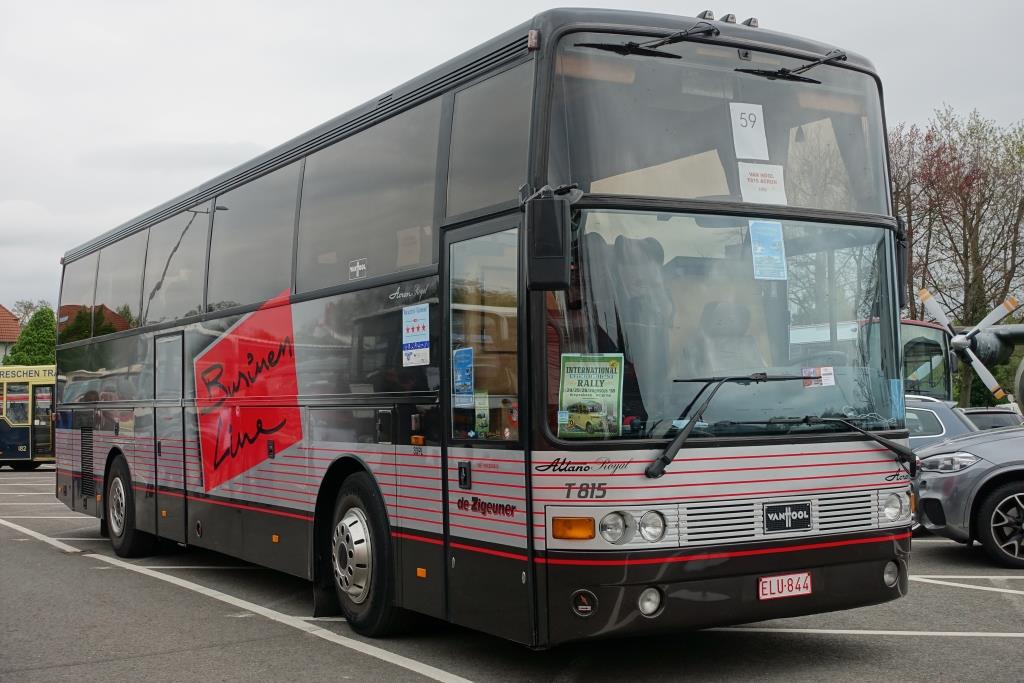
[639,511,666,542]
[883,493,905,521]
[883,561,900,588]
[638,587,662,617]
[599,512,627,544]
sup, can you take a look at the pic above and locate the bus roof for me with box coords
[62,8,876,264]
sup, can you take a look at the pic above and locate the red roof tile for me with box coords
[0,305,20,342]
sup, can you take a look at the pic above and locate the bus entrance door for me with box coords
[30,385,54,460]
[155,333,187,544]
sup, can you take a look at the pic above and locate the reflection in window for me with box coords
[57,252,98,343]
[906,408,943,437]
[143,204,211,324]
[447,62,533,216]
[5,383,29,425]
[297,99,442,292]
[94,230,148,335]
[449,230,518,441]
[207,163,300,310]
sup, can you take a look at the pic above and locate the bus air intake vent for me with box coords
[80,428,95,497]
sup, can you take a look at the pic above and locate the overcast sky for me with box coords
[1,0,1020,310]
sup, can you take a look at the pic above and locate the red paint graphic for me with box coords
[194,290,302,491]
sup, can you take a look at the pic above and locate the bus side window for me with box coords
[5,383,29,425]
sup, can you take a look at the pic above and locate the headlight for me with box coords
[639,511,666,542]
[599,512,627,543]
[919,451,979,473]
[883,493,905,521]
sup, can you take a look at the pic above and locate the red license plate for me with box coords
[758,571,812,600]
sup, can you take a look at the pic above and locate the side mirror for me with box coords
[895,217,909,310]
[525,187,571,290]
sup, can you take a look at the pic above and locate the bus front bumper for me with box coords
[542,529,910,646]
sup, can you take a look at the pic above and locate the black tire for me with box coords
[106,456,155,558]
[329,472,408,636]
[11,462,41,472]
[976,481,1024,569]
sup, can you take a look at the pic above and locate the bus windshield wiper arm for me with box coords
[644,373,806,479]
[735,48,847,84]
[576,21,720,59]
[726,415,917,476]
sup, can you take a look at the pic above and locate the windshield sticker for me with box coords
[738,162,788,205]
[802,366,836,388]
[474,391,490,435]
[401,303,430,367]
[453,347,474,407]
[749,220,788,280]
[558,353,624,439]
[730,103,770,160]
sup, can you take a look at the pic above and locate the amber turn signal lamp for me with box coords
[552,517,596,540]
[410,435,426,446]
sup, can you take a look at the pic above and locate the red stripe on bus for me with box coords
[532,469,897,491]
[532,481,906,504]
[530,458,892,477]
[449,541,529,562]
[391,531,444,545]
[448,522,527,539]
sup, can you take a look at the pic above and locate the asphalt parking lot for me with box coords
[2,467,1023,682]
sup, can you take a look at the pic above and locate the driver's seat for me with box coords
[694,302,766,374]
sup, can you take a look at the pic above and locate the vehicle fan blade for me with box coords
[917,289,955,335]
[966,295,1022,340]
[963,347,1008,401]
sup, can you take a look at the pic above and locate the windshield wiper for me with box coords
[735,48,847,84]
[644,373,806,478]
[722,415,917,476]
[576,21,720,60]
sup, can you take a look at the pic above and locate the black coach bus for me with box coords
[55,8,914,647]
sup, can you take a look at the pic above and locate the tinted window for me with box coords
[207,163,300,310]
[58,252,98,343]
[966,411,1022,430]
[142,204,211,324]
[297,99,442,292]
[94,230,148,335]
[447,62,533,216]
[5,382,29,425]
[906,408,943,437]
[449,229,519,441]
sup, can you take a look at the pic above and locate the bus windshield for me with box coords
[901,322,951,400]
[545,210,902,440]
[549,32,888,214]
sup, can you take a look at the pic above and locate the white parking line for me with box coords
[0,516,88,519]
[914,575,1024,580]
[139,565,258,570]
[713,627,1024,638]
[51,537,107,541]
[301,617,348,622]
[0,519,81,553]
[910,576,1024,596]
[0,503,70,506]
[0,483,52,486]
[86,553,471,683]
[0,492,55,496]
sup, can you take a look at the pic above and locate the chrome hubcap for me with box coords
[109,477,126,537]
[332,507,372,604]
[990,494,1024,559]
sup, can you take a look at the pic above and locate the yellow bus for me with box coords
[0,365,56,471]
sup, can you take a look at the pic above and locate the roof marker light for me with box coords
[720,13,737,23]
[697,10,715,20]
[742,17,759,28]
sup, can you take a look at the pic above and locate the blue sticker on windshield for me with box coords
[453,347,474,408]
[890,378,905,420]
[749,220,788,281]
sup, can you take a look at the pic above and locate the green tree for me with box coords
[3,307,56,365]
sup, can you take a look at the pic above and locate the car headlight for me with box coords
[599,512,627,543]
[918,451,979,473]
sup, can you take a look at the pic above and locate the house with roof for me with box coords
[0,305,21,360]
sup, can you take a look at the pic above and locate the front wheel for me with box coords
[976,482,1024,568]
[330,472,408,636]
[107,457,155,558]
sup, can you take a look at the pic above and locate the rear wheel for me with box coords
[107,456,155,557]
[11,462,41,471]
[976,482,1024,569]
[330,472,407,636]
